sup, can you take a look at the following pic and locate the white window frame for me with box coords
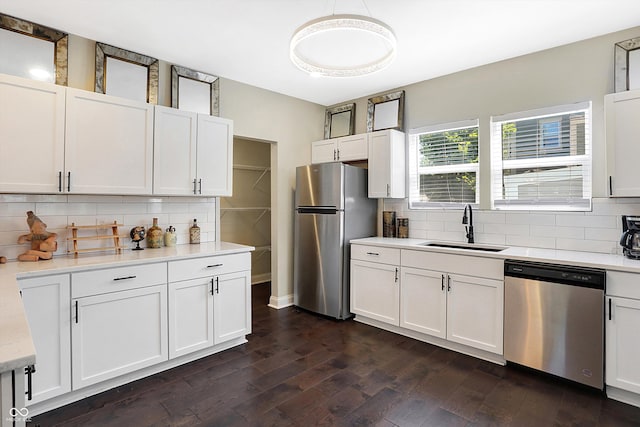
[409,119,479,209]
[490,102,592,211]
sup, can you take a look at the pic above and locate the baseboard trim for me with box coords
[606,385,640,408]
[268,294,293,309]
[252,273,271,285]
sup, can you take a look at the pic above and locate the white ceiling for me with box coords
[2,0,640,106]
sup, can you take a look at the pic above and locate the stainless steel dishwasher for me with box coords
[504,260,606,389]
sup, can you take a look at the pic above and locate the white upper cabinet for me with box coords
[368,129,405,198]
[197,114,233,196]
[311,133,368,164]
[0,74,65,193]
[153,106,233,196]
[153,106,198,195]
[605,89,640,197]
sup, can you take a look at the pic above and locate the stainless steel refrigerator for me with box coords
[294,163,377,319]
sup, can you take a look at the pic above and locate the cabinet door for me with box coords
[446,274,504,354]
[350,259,399,326]
[71,284,168,389]
[605,90,640,197]
[153,105,198,195]
[606,296,640,393]
[400,267,446,338]
[337,134,368,161]
[311,139,337,164]
[65,88,154,194]
[169,278,214,358]
[0,74,65,193]
[197,114,233,196]
[368,130,405,198]
[19,275,71,404]
[214,271,251,344]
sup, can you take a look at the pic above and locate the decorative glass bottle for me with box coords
[147,218,163,248]
[189,219,200,244]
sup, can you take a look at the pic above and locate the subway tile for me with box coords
[426,230,467,242]
[97,203,148,215]
[555,214,617,228]
[67,195,123,203]
[475,233,506,245]
[408,229,427,239]
[505,235,556,249]
[585,227,621,242]
[483,223,529,236]
[505,212,555,226]
[0,217,29,232]
[556,238,617,254]
[475,211,506,224]
[0,203,36,216]
[531,225,584,239]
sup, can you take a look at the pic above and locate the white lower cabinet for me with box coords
[214,271,251,344]
[71,284,168,389]
[606,271,640,400]
[606,296,640,394]
[351,244,504,358]
[400,267,446,338]
[168,278,214,359]
[446,273,503,354]
[351,260,399,325]
[168,253,251,357]
[18,275,71,405]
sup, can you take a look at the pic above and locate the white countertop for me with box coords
[351,237,640,273]
[0,242,254,374]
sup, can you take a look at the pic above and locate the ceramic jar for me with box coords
[147,218,163,248]
[189,219,200,244]
[164,226,177,247]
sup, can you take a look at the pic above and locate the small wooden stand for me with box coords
[67,221,126,256]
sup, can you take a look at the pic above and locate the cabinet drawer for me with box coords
[401,250,503,280]
[72,263,167,298]
[351,244,400,265]
[607,271,640,300]
[168,252,250,282]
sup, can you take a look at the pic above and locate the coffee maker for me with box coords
[620,215,640,259]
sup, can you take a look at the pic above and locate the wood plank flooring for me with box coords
[31,282,640,426]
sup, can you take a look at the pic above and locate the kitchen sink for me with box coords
[419,242,507,252]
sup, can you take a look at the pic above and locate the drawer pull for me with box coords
[113,275,137,281]
[366,252,380,256]
[75,300,79,324]
[206,264,224,268]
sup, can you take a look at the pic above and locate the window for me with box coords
[490,102,592,211]
[409,120,479,208]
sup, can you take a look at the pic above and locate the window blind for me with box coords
[490,102,592,211]
[409,120,479,208]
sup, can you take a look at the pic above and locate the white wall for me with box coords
[340,26,640,254]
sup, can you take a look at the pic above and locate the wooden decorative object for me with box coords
[67,221,126,256]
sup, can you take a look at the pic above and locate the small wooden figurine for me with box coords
[17,211,58,262]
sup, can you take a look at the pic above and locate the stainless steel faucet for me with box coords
[462,204,474,243]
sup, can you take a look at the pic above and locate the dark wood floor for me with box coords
[31,282,640,426]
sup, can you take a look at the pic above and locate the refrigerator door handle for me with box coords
[297,207,338,214]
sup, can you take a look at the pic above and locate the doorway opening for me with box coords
[220,137,272,284]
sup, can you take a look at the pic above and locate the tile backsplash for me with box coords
[0,194,216,260]
[383,197,640,254]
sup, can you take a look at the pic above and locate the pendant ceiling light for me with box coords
[290,12,396,78]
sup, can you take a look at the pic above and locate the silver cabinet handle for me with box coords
[113,275,137,281]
